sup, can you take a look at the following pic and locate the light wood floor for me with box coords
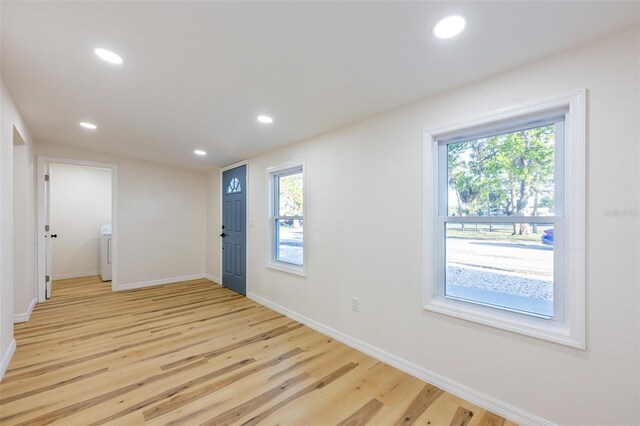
[0,276,515,426]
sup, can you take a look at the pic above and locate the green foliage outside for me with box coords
[279,173,303,217]
[448,125,555,235]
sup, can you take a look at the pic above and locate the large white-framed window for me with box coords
[267,163,305,276]
[423,90,586,349]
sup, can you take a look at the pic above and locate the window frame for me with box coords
[267,163,306,276]
[423,90,586,349]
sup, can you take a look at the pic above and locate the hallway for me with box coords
[0,277,509,425]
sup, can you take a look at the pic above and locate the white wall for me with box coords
[211,28,639,425]
[50,163,111,279]
[1,82,37,378]
[35,143,207,288]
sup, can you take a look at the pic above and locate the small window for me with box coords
[268,164,305,275]
[227,177,242,194]
[423,91,586,349]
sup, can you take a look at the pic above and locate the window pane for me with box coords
[445,222,553,317]
[276,219,303,265]
[278,172,303,217]
[226,177,241,194]
[447,124,556,217]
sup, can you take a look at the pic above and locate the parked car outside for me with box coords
[541,229,554,245]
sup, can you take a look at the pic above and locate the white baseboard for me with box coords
[114,274,207,291]
[247,292,554,426]
[0,339,16,382]
[52,271,99,280]
[14,297,38,323]
[205,274,221,284]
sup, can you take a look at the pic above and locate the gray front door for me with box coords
[221,165,246,295]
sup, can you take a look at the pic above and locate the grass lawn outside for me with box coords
[446,226,546,243]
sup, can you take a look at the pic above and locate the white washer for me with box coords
[100,224,112,282]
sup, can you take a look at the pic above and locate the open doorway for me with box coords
[12,126,36,322]
[37,157,117,301]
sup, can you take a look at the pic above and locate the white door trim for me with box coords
[36,155,118,302]
[219,160,249,293]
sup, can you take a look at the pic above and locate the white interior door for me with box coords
[45,162,52,299]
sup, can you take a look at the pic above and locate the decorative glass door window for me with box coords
[227,177,242,194]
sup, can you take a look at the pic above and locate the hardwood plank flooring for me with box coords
[0,276,516,425]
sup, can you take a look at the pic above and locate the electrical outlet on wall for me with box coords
[351,297,360,313]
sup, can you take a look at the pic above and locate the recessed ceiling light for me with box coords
[94,48,123,65]
[194,149,207,156]
[257,115,274,124]
[433,15,466,39]
[79,122,97,130]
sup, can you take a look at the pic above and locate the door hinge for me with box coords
[46,275,50,283]
[45,224,50,232]
[44,174,50,182]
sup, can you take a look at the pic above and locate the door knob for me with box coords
[220,233,226,238]
[51,234,58,238]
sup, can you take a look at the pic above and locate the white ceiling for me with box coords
[2,1,638,171]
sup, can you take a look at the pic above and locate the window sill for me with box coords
[423,296,584,350]
[267,262,306,277]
